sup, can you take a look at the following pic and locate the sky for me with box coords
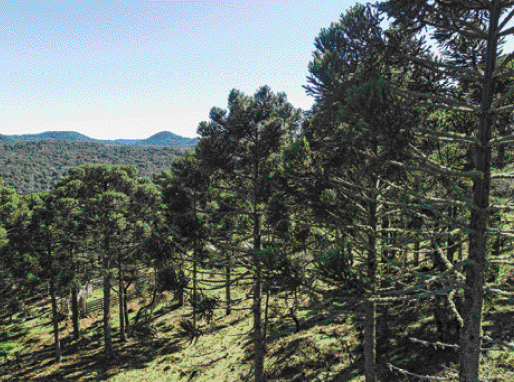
[0,0,358,140]
[3,2,514,141]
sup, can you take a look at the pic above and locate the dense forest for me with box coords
[0,140,189,195]
[3,1,514,381]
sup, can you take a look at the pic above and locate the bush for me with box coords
[129,320,156,341]
[157,265,189,295]
[190,292,219,323]
[178,319,203,343]
[313,244,368,293]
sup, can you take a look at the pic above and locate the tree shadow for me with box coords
[6,327,184,382]
[483,297,514,341]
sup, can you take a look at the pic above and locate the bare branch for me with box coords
[493,103,514,113]
[484,287,514,297]
[393,54,483,81]
[447,290,464,328]
[410,337,460,350]
[387,363,454,381]
[489,132,514,145]
[414,127,478,145]
[482,335,514,351]
[489,260,514,265]
[394,87,479,112]
[388,157,484,179]
[490,205,514,213]
[499,7,514,32]
[498,25,514,36]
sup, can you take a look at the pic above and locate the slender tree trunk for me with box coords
[263,284,271,349]
[253,231,264,382]
[225,250,231,316]
[49,275,61,363]
[103,240,113,356]
[459,2,499,380]
[447,206,457,264]
[381,216,389,264]
[412,216,422,267]
[193,241,199,329]
[252,136,265,382]
[124,285,130,328]
[118,258,126,342]
[364,200,377,382]
[71,285,80,340]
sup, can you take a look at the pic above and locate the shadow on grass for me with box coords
[260,290,462,382]
[483,297,514,341]
[6,329,183,382]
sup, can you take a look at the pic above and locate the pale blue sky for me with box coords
[3,1,513,140]
[1,0,358,139]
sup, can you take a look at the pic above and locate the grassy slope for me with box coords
[2,263,514,382]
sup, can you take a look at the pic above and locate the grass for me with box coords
[2,264,514,381]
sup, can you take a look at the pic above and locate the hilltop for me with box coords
[0,131,198,147]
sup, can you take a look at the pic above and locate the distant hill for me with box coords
[7,131,97,143]
[0,140,190,195]
[1,131,198,147]
[137,131,199,147]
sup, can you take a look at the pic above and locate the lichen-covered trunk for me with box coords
[459,2,499,380]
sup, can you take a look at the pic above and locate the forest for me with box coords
[0,140,189,195]
[2,1,514,381]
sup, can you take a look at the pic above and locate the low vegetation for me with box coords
[3,263,514,382]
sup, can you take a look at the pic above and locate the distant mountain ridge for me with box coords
[0,130,198,147]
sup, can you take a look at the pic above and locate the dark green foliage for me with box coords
[177,319,203,343]
[156,265,189,296]
[313,244,368,293]
[129,320,157,341]
[0,141,187,195]
[189,292,219,324]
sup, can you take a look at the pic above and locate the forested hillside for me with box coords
[3,2,514,382]
[0,130,199,147]
[0,141,189,194]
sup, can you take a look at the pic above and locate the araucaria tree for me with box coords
[52,164,160,355]
[377,1,514,380]
[303,4,433,380]
[196,86,302,382]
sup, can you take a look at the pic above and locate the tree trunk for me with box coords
[118,259,126,343]
[225,250,231,316]
[71,285,80,340]
[253,250,264,382]
[459,2,499,380]
[364,201,377,382]
[193,241,199,329]
[49,276,61,363]
[252,135,265,382]
[103,250,113,356]
[447,207,457,264]
[124,285,130,329]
